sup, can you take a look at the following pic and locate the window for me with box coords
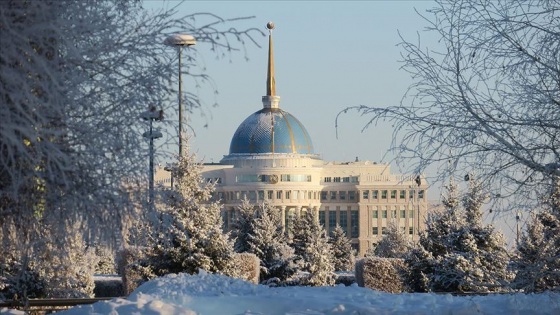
[372,190,379,199]
[382,227,387,235]
[330,191,337,200]
[241,191,247,199]
[349,191,356,200]
[229,209,236,223]
[281,174,312,182]
[329,211,337,235]
[382,210,388,218]
[409,227,414,235]
[339,191,347,200]
[419,190,425,199]
[258,190,264,200]
[351,210,359,238]
[217,192,224,200]
[391,190,397,199]
[267,190,273,199]
[276,190,283,199]
[372,227,379,235]
[285,191,291,199]
[409,190,415,199]
[372,210,378,219]
[236,174,258,182]
[362,190,369,200]
[321,191,327,201]
[351,176,359,183]
[334,177,341,182]
[342,177,350,182]
[319,211,326,226]
[340,211,348,234]
[400,210,406,218]
[324,177,332,183]
[400,190,406,199]
[381,190,388,199]
[249,191,256,200]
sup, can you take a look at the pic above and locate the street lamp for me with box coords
[164,34,196,158]
[141,106,163,213]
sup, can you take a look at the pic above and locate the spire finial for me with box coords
[266,22,276,96]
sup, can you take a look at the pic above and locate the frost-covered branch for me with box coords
[337,0,560,211]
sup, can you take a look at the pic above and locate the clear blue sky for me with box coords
[146,0,437,164]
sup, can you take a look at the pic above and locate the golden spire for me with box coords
[266,22,276,96]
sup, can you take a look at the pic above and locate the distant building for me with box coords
[155,23,428,257]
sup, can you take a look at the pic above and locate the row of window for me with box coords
[216,190,321,202]
[362,189,425,201]
[235,174,312,183]
[320,190,357,201]
[323,176,359,183]
[214,189,425,203]
[318,210,360,238]
[372,226,414,235]
[372,209,415,219]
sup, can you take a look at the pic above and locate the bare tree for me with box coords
[0,0,261,298]
[338,0,560,211]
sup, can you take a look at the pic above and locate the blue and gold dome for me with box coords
[229,108,314,154]
[227,22,314,156]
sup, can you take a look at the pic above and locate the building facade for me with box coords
[156,23,428,257]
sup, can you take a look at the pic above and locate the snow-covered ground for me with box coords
[43,271,560,314]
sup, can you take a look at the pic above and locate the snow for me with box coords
[48,272,560,315]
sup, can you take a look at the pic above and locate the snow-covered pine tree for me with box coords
[404,179,462,292]
[146,146,237,277]
[248,204,299,283]
[231,199,257,253]
[291,210,335,286]
[514,177,560,292]
[406,177,510,293]
[329,225,354,272]
[37,222,95,298]
[374,221,412,259]
[421,179,463,258]
[93,244,117,275]
[432,176,511,292]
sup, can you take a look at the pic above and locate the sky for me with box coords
[50,272,560,314]
[146,0,437,167]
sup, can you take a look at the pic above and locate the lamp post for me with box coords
[164,34,196,159]
[141,106,163,213]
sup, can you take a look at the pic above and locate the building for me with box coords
[156,23,428,256]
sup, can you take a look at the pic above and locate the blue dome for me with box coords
[229,108,314,154]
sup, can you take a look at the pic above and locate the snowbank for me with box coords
[33,272,560,314]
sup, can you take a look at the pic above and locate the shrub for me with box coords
[355,257,407,293]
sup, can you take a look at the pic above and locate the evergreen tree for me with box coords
[432,176,511,292]
[37,223,95,298]
[329,225,354,272]
[514,177,560,292]
[406,177,511,293]
[248,204,299,283]
[232,199,256,253]
[292,211,335,286]
[374,221,412,259]
[147,147,237,277]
